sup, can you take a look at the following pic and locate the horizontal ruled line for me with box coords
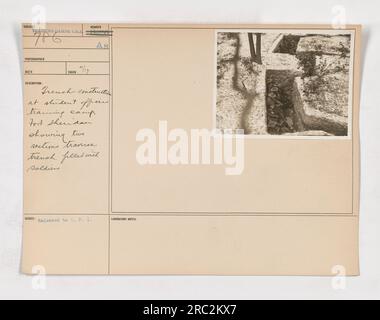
[24,61,109,63]
[24,213,356,217]
[23,35,110,38]
[24,73,110,76]
[111,212,354,216]
[24,47,109,50]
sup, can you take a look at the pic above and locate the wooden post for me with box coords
[256,33,262,64]
[248,33,256,60]
[248,33,262,65]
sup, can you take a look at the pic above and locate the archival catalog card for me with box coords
[22,23,361,275]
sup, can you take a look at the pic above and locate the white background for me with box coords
[0,0,379,300]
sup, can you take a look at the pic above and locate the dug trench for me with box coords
[265,70,348,136]
[265,33,349,136]
[265,70,304,135]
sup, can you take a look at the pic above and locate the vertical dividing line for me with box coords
[351,30,354,216]
[108,24,112,275]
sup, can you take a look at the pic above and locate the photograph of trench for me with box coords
[216,31,352,136]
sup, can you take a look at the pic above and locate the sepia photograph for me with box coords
[216,30,354,137]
